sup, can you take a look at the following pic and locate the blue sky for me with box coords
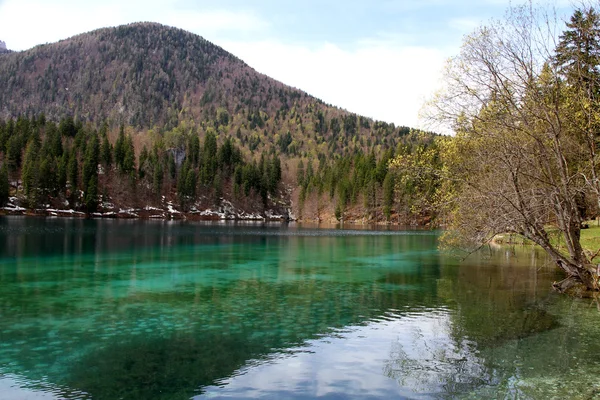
[0,0,573,128]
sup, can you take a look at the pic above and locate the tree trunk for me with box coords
[552,260,598,297]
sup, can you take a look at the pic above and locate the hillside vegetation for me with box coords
[0,22,439,223]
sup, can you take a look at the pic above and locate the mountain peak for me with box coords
[0,22,253,125]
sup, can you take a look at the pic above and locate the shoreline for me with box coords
[0,207,436,230]
[0,207,290,222]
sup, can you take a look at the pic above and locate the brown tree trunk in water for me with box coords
[552,259,598,297]
[528,225,598,296]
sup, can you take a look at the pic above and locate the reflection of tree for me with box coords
[383,247,563,398]
[383,313,494,398]
[442,249,560,349]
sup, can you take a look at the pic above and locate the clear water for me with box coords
[0,217,599,399]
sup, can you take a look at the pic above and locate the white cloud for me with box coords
[448,17,481,32]
[219,38,448,128]
[0,0,267,51]
[161,9,268,35]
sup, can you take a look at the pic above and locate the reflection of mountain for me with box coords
[68,329,274,399]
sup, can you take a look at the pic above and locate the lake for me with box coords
[0,217,599,399]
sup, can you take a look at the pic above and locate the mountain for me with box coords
[0,22,282,127]
[0,23,410,152]
[0,23,439,224]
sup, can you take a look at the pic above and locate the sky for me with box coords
[0,0,574,129]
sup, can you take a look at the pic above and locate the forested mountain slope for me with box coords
[0,23,439,224]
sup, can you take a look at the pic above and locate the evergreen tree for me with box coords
[554,7,600,213]
[185,169,196,199]
[38,158,57,196]
[59,116,77,137]
[22,140,40,206]
[100,133,113,169]
[6,135,22,172]
[82,134,99,195]
[554,7,600,90]
[84,175,98,212]
[383,172,395,221]
[218,136,234,169]
[268,154,281,195]
[188,134,200,167]
[122,134,136,174]
[46,123,63,158]
[0,163,9,206]
[68,148,79,193]
[200,129,218,185]
[168,152,176,179]
[153,161,163,196]
[114,125,126,170]
[57,152,67,191]
[138,145,149,178]
[214,172,223,202]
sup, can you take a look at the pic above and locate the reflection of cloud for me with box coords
[0,374,66,399]
[198,309,486,399]
[384,315,493,395]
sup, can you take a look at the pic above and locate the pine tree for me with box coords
[38,158,57,196]
[68,148,79,193]
[383,172,395,221]
[188,135,200,167]
[122,134,136,174]
[57,152,67,191]
[214,172,223,202]
[82,134,99,195]
[84,175,98,212]
[114,125,126,171]
[46,123,63,158]
[59,116,77,138]
[0,163,9,206]
[6,135,22,172]
[268,154,281,195]
[22,140,42,207]
[100,133,113,169]
[152,161,163,196]
[555,7,600,90]
[138,146,149,178]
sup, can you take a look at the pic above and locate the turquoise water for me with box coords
[0,217,599,399]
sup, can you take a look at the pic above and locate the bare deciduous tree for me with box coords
[424,3,600,295]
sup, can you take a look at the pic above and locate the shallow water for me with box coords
[0,217,598,399]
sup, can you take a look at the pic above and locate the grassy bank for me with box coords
[494,221,600,262]
[578,223,600,259]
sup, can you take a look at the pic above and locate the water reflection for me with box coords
[0,217,595,399]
